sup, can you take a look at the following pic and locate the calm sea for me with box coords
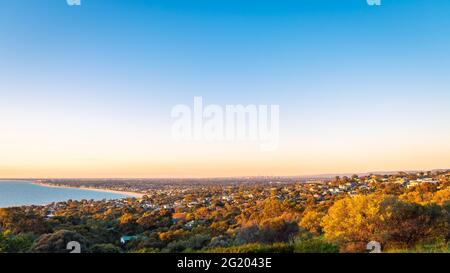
[0,180,129,208]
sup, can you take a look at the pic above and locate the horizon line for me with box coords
[1,168,449,181]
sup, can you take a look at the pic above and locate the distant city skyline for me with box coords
[1,0,450,178]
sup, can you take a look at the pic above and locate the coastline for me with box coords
[32,182,145,198]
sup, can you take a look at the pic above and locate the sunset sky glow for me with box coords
[1,0,450,178]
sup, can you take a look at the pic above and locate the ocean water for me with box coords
[0,180,129,208]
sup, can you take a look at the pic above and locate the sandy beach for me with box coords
[32,182,145,198]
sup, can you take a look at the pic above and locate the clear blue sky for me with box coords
[1,0,450,177]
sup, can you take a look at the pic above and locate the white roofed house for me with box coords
[44,210,56,221]
[329,188,341,195]
[407,178,439,188]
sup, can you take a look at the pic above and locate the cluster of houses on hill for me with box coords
[33,171,450,246]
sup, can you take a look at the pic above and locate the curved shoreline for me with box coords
[32,182,144,198]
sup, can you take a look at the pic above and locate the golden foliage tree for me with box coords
[300,209,325,234]
[321,194,396,252]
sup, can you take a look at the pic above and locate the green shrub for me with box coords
[131,247,160,253]
[207,243,293,253]
[292,237,339,253]
[90,243,121,253]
